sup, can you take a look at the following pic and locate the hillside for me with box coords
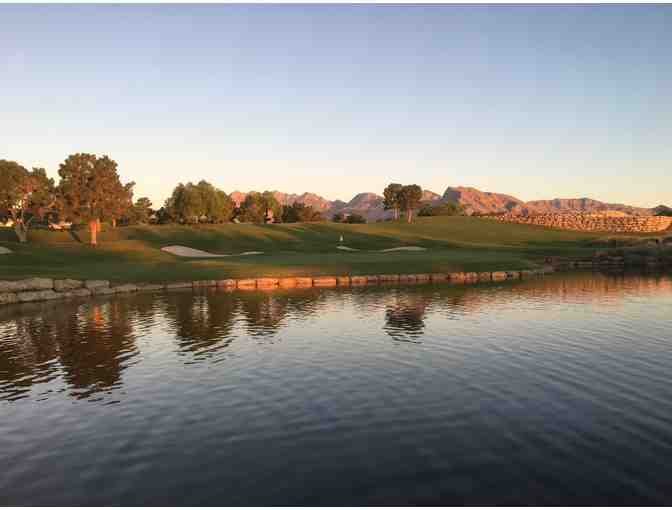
[513,198,653,216]
[442,186,525,215]
[230,190,333,211]
[227,186,664,221]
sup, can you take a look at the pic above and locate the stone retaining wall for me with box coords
[0,270,555,307]
[494,213,672,233]
[5,254,666,307]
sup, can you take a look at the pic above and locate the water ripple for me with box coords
[1,272,672,504]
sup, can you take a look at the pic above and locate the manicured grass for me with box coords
[0,217,656,283]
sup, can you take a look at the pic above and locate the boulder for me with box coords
[61,288,92,299]
[379,274,400,282]
[236,279,257,289]
[0,281,20,292]
[113,284,139,293]
[278,278,298,288]
[192,280,217,288]
[137,283,163,292]
[313,276,337,287]
[0,293,18,305]
[23,278,54,291]
[54,279,83,292]
[492,271,508,281]
[85,280,110,290]
[1,278,54,292]
[165,282,192,289]
[92,287,115,296]
[17,290,61,303]
[256,278,279,288]
[336,276,351,286]
[350,276,368,285]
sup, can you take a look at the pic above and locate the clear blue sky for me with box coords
[1,4,671,207]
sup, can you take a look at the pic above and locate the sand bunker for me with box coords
[161,245,263,258]
[337,245,427,253]
[379,246,427,252]
[0,247,12,255]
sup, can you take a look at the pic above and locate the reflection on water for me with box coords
[1,272,672,504]
[2,272,671,401]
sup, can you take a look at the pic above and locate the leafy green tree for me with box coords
[282,202,324,223]
[197,181,234,223]
[130,197,153,224]
[166,181,234,224]
[0,160,55,243]
[55,153,130,245]
[332,212,345,223]
[237,192,265,223]
[398,184,423,223]
[418,201,464,217]
[238,191,282,223]
[167,183,202,223]
[261,191,282,223]
[110,181,135,227]
[383,183,403,220]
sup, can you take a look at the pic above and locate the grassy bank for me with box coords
[0,217,660,283]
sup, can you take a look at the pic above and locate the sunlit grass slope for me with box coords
[0,217,640,283]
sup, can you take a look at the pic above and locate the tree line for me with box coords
[0,155,331,245]
[1,155,465,246]
[159,184,327,224]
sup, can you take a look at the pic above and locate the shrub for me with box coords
[345,214,366,224]
[418,201,464,217]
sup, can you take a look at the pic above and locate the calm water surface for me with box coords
[2,273,672,505]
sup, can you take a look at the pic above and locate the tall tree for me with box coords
[237,192,265,223]
[55,153,130,245]
[130,197,153,224]
[110,181,135,227]
[166,183,202,223]
[260,191,282,223]
[383,183,403,220]
[166,181,234,223]
[196,180,234,223]
[398,184,423,223]
[238,191,282,223]
[0,160,55,243]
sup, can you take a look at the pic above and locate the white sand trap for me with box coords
[161,245,263,258]
[379,246,427,252]
[337,245,427,253]
[0,246,12,255]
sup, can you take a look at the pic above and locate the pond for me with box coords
[2,272,672,505]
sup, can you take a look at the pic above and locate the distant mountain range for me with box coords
[230,187,667,221]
